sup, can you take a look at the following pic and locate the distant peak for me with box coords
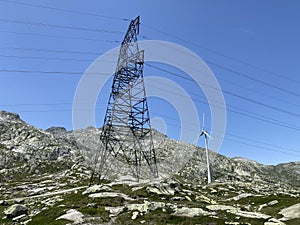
[0,110,21,121]
[46,126,67,134]
[232,156,259,164]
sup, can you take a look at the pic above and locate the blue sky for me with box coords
[0,0,299,165]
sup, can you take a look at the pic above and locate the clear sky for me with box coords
[0,0,299,165]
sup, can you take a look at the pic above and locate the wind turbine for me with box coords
[199,113,212,184]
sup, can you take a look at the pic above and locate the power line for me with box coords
[215,74,300,109]
[222,138,300,157]
[2,78,299,132]
[0,18,123,34]
[0,47,300,118]
[0,17,298,99]
[0,54,117,63]
[1,63,300,125]
[1,0,298,86]
[140,25,300,85]
[0,30,121,43]
[0,69,111,75]
[0,0,130,21]
[2,45,299,109]
[145,81,300,131]
[0,46,99,55]
[149,113,300,156]
[212,129,300,154]
[142,37,300,98]
[2,71,300,131]
[153,112,300,152]
[145,79,300,130]
[206,60,300,98]
[1,65,299,129]
[0,3,297,159]
[146,63,300,119]
[0,54,92,62]
[164,122,300,157]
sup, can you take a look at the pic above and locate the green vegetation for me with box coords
[28,191,110,225]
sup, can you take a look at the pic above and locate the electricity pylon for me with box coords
[90,16,158,185]
[199,114,212,184]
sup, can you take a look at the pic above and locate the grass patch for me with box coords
[115,208,225,225]
[230,194,300,218]
[28,190,111,225]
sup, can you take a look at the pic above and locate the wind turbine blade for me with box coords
[206,132,213,140]
[202,113,205,130]
[199,131,204,137]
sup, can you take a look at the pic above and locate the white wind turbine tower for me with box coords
[199,113,212,184]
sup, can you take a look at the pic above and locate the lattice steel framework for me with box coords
[90,16,158,184]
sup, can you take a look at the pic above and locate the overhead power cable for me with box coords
[0,46,99,55]
[1,61,300,121]
[1,0,298,85]
[212,129,300,154]
[140,26,300,85]
[206,60,300,97]
[1,45,299,109]
[0,0,130,21]
[142,37,300,98]
[0,69,111,75]
[0,18,123,34]
[145,63,300,119]
[145,82,300,131]
[0,30,121,43]
[1,64,300,125]
[149,117,300,157]
[0,48,300,118]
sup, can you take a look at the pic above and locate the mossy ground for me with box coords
[1,174,300,225]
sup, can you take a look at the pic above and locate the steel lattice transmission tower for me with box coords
[90,16,158,184]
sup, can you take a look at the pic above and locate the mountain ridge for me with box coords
[0,110,299,225]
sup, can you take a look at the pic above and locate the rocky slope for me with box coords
[0,110,299,225]
[0,111,83,182]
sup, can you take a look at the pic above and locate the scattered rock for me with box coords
[87,203,98,208]
[268,200,278,206]
[172,206,210,217]
[279,203,300,221]
[4,204,28,219]
[0,200,8,206]
[127,201,165,213]
[89,192,132,200]
[185,195,192,202]
[171,196,185,201]
[12,214,28,222]
[89,192,119,198]
[264,217,286,225]
[231,193,254,201]
[258,203,268,211]
[56,209,84,224]
[229,209,271,219]
[82,185,111,195]
[131,211,139,220]
[206,204,270,219]
[105,206,124,217]
[206,205,237,211]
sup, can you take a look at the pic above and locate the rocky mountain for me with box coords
[0,110,299,225]
[0,111,83,182]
